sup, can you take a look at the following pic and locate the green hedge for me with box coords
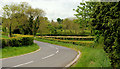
[38,37,94,47]
[53,37,94,41]
[1,37,34,48]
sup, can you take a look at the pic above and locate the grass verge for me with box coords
[0,43,39,58]
[0,35,9,39]
[35,38,111,67]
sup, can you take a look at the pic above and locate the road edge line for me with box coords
[0,46,40,60]
[65,50,81,67]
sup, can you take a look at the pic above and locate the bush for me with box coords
[22,37,34,46]
[2,32,8,36]
[1,37,34,48]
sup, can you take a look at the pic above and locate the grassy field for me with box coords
[0,43,39,58]
[35,38,111,67]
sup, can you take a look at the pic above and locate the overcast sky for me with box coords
[0,0,85,21]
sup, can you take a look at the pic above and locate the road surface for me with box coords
[2,40,77,68]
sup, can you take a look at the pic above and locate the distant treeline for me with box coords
[1,2,92,37]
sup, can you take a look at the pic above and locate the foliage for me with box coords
[1,37,34,48]
[2,2,45,36]
[2,2,92,36]
[74,2,93,34]
[74,1,120,67]
[0,35,9,39]
[91,2,120,68]
[28,15,34,35]
[57,18,63,24]
[38,36,95,40]
[2,32,8,36]
[33,16,40,36]
[37,36,94,47]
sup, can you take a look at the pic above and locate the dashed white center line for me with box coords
[13,61,33,67]
[42,47,59,59]
[12,47,59,67]
[56,48,59,54]
[42,54,55,59]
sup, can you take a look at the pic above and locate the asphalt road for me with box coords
[2,40,77,67]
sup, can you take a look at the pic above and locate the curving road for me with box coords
[2,40,77,68]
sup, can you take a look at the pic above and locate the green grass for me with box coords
[0,35,9,39]
[35,38,111,67]
[0,43,39,58]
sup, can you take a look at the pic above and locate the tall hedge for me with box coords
[1,37,34,48]
[91,2,120,68]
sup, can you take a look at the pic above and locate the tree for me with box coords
[26,7,45,35]
[2,2,46,35]
[2,2,30,35]
[49,20,58,35]
[2,5,13,37]
[74,2,88,31]
[57,18,63,24]
[33,16,40,36]
[74,1,96,35]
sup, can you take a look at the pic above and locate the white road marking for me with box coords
[42,47,59,59]
[13,61,33,67]
[12,47,59,67]
[56,47,59,53]
[56,50,59,53]
[42,54,55,59]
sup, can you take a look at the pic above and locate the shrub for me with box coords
[2,32,8,36]
[49,37,94,41]
[21,37,34,46]
[38,37,94,47]
[1,37,34,48]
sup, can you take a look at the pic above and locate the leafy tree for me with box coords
[2,5,13,37]
[74,2,88,32]
[38,21,49,35]
[74,1,96,35]
[2,2,30,35]
[2,2,45,36]
[57,18,63,24]
[49,20,58,35]
[26,7,45,35]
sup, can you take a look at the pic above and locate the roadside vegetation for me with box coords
[0,35,9,39]
[1,43,39,58]
[0,34,40,58]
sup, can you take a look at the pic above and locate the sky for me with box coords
[0,0,85,21]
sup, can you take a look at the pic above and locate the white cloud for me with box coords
[0,0,83,21]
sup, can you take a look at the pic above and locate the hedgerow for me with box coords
[1,37,34,48]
